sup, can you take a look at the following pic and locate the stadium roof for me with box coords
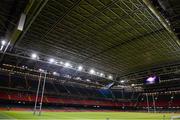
[0,0,180,78]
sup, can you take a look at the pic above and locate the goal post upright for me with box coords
[33,71,47,116]
[146,93,150,112]
[152,94,156,113]
[33,72,42,115]
[39,71,47,116]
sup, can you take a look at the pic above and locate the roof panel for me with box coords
[16,0,179,75]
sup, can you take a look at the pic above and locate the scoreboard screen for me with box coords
[145,75,160,84]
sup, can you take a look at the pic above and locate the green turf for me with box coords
[0,111,176,120]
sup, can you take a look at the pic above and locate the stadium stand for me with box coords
[0,0,180,119]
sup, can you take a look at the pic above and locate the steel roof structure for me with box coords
[0,0,179,85]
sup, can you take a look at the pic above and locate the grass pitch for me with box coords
[0,111,174,120]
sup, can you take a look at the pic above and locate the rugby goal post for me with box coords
[171,116,180,120]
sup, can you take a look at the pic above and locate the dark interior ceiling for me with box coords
[0,0,180,77]
[152,0,180,39]
[0,0,27,37]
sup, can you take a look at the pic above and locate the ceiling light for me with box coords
[86,79,91,82]
[49,58,55,63]
[108,75,113,80]
[64,62,71,67]
[39,69,44,72]
[89,69,95,74]
[53,71,59,76]
[100,73,104,77]
[31,53,38,59]
[1,40,6,46]
[78,65,83,71]
[75,77,81,80]
[120,80,125,83]
[53,72,57,75]
[64,74,71,79]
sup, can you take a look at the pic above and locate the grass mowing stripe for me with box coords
[0,112,16,120]
[0,111,173,120]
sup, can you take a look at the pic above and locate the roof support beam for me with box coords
[142,0,179,42]
[0,0,49,63]
[82,28,165,64]
[9,0,35,47]
[11,0,49,48]
[143,0,172,33]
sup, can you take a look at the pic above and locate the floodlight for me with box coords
[53,71,59,76]
[78,65,83,71]
[108,75,113,80]
[31,53,38,59]
[100,73,104,77]
[75,77,81,80]
[1,40,6,46]
[53,72,57,75]
[49,58,55,63]
[64,62,71,67]
[89,69,95,74]
[64,74,71,78]
[39,68,44,72]
[120,80,125,83]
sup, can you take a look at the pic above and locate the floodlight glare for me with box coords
[75,77,81,80]
[64,62,71,67]
[53,72,57,75]
[49,58,55,63]
[1,40,6,46]
[86,79,91,82]
[89,69,95,74]
[39,68,44,72]
[78,65,83,71]
[121,80,125,83]
[60,61,63,65]
[108,75,113,80]
[31,53,38,59]
[100,73,104,77]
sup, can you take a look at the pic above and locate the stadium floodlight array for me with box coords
[1,45,114,81]
[29,52,114,80]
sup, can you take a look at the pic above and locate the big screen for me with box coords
[145,75,160,84]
